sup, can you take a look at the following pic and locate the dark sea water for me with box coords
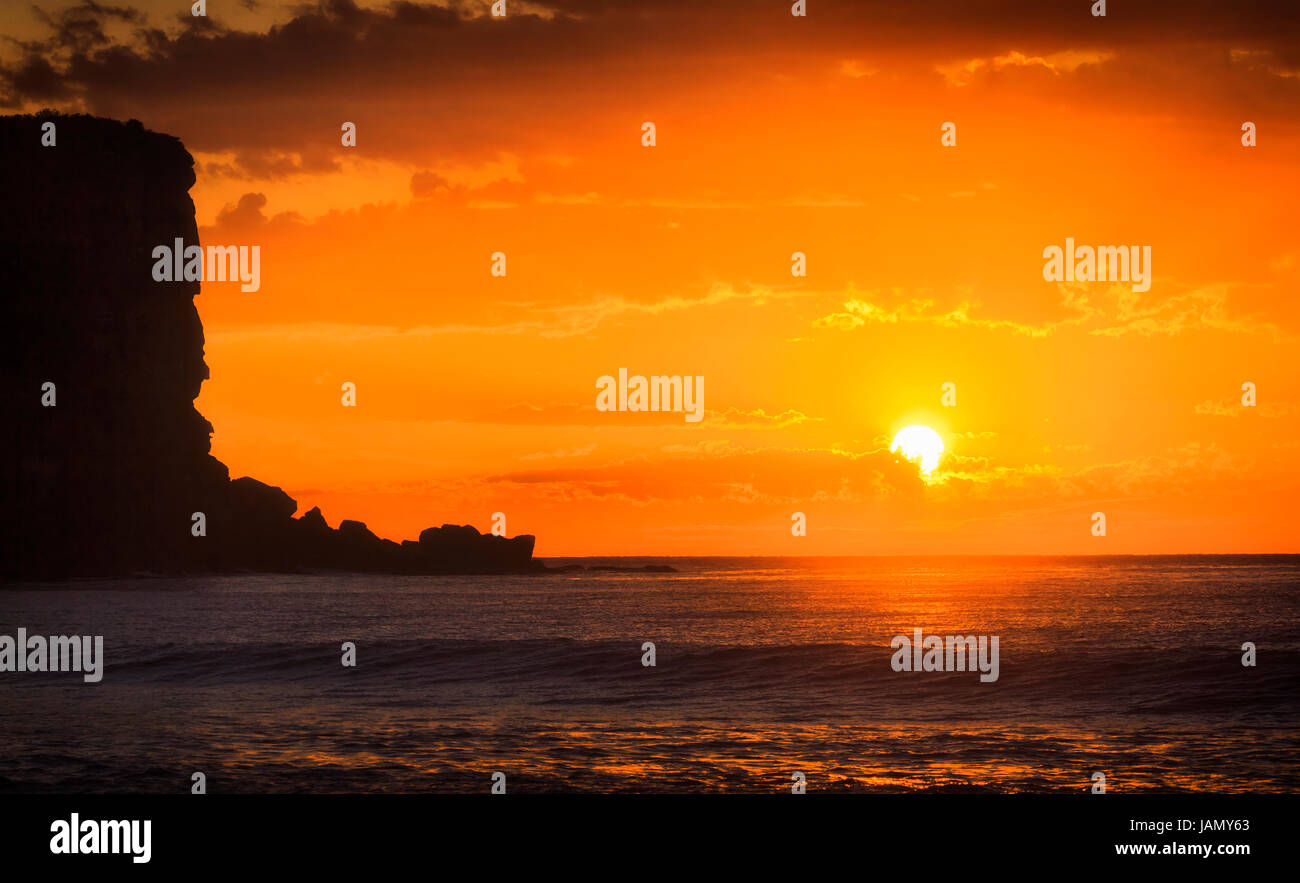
[1,556,1296,793]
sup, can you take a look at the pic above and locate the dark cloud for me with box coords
[3,56,71,102]
[410,169,454,199]
[27,1,144,53]
[226,146,342,179]
[203,191,305,234]
[216,191,269,225]
[2,0,1297,164]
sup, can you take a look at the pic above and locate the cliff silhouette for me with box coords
[0,113,537,578]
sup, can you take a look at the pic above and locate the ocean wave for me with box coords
[61,639,1292,719]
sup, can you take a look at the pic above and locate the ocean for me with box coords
[1,556,1296,793]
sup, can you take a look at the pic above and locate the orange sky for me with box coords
[5,1,1299,554]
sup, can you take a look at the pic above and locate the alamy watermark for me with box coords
[49,814,150,863]
[0,629,103,682]
[890,628,999,682]
[152,238,260,292]
[596,368,704,423]
[1043,238,1150,293]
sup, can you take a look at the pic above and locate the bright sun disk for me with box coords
[891,425,944,475]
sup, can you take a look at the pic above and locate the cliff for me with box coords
[0,113,537,578]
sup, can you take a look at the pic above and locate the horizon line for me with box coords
[536,552,1300,559]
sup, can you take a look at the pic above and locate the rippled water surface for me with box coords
[2,556,1296,792]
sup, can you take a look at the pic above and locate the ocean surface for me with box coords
[1,556,1297,793]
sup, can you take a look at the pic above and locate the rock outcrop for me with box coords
[0,113,537,578]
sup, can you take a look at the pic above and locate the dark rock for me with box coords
[300,506,330,533]
[338,520,378,541]
[0,113,540,579]
[230,477,298,522]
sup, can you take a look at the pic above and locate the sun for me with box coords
[891,425,944,476]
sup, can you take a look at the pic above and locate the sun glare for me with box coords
[891,425,944,476]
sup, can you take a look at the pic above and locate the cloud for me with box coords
[410,170,453,199]
[485,443,925,505]
[309,280,792,338]
[1194,397,1294,418]
[463,402,599,426]
[201,191,305,234]
[812,282,1291,340]
[812,293,1088,337]
[928,441,1263,505]
[1090,284,1290,340]
[3,0,1297,158]
[517,442,598,461]
[712,408,823,428]
[450,403,822,429]
[936,49,1114,86]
